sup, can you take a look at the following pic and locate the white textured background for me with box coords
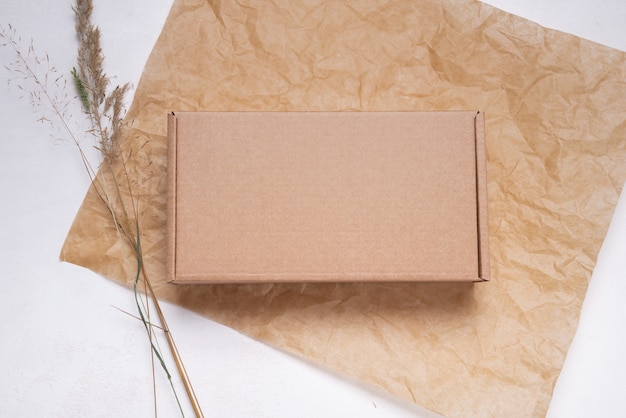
[1,1,625,416]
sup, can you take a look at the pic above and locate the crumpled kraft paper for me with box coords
[60,0,626,416]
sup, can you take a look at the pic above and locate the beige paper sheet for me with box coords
[60,0,626,416]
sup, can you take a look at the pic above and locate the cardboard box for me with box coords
[167,111,489,283]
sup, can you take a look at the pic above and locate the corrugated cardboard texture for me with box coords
[61,0,626,416]
[168,111,488,283]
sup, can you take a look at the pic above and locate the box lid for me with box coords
[167,111,489,283]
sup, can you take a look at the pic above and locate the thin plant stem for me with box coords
[142,272,205,418]
[110,306,164,330]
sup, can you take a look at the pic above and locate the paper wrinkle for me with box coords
[60,0,626,416]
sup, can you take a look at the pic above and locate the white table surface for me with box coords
[1,1,625,416]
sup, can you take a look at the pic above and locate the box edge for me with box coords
[166,111,178,284]
[474,111,491,282]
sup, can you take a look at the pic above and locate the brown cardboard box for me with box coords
[167,111,489,283]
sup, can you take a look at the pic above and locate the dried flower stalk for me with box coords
[2,1,203,416]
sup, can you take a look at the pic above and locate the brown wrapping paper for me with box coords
[60,0,626,416]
